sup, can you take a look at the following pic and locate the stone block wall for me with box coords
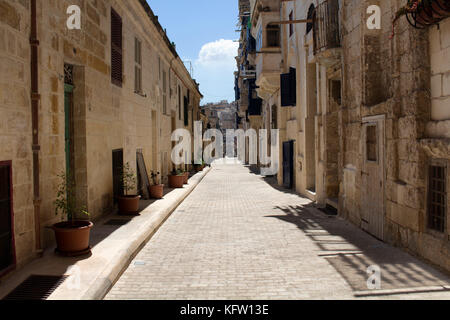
[0,0,202,273]
[340,0,450,271]
[0,0,34,268]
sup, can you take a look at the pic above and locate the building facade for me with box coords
[237,0,450,272]
[0,0,202,275]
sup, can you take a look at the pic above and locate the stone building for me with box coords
[0,0,201,276]
[238,0,450,272]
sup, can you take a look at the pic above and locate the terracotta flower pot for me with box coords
[149,184,164,199]
[118,195,141,215]
[52,220,93,255]
[183,172,189,184]
[169,175,184,188]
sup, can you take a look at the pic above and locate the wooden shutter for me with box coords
[134,38,142,92]
[289,67,297,106]
[184,96,189,126]
[281,68,297,107]
[111,8,123,87]
[280,73,291,107]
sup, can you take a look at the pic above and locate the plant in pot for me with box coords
[183,168,189,184]
[193,160,203,172]
[117,162,141,215]
[52,172,93,256]
[168,168,185,188]
[148,171,164,199]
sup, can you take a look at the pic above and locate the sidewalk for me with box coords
[0,168,211,300]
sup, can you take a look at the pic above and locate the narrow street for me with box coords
[105,161,450,300]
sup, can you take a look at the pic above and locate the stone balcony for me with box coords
[255,48,282,100]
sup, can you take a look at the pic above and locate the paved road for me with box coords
[105,160,450,300]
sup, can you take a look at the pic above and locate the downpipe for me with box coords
[30,0,42,255]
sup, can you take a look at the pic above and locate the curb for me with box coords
[79,167,211,300]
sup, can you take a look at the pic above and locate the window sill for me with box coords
[134,90,147,97]
[424,228,448,241]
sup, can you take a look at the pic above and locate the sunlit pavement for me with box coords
[105,160,450,300]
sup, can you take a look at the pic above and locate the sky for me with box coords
[147,0,239,104]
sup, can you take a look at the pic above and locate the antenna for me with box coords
[183,60,194,78]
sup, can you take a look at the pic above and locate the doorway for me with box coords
[0,162,14,275]
[361,115,385,240]
[306,63,317,192]
[283,141,294,189]
[112,149,124,204]
[64,84,75,176]
[151,110,158,172]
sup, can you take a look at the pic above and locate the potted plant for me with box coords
[183,169,189,184]
[148,171,164,199]
[193,161,203,172]
[117,162,141,215]
[52,172,93,256]
[168,168,185,188]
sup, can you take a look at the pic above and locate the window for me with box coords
[289,11,294,37]
[162,70,167,115]
[158,56,161,80]
[111,8,123,87]
[280,67,297,107]
[366,125,377,162]
[266,25,280,47]
[306,4,315,35]
[271,105,277,129]
[256,27,263,51]
[178,85,181,120]
[169,69,172,98]
[428,163,447,233]
[184,96,189,126]
[134,38,142,93]
[331,80,342,105]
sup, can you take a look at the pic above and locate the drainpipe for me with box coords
[30,0,42,254]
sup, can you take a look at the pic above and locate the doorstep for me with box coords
[0,167,211,300]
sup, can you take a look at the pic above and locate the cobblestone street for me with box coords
[105,161,450,300]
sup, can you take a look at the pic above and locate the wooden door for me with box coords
[112,149,124,204]
[361,116,385,240]
[0,162,14,274]
[283,141,294,189]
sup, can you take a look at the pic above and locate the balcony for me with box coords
[313,0,341,65]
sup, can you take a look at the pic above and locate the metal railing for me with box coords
[313,0,340,55]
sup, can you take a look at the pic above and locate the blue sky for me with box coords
[147,0,239,104]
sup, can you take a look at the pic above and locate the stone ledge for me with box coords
[419,138,450,159]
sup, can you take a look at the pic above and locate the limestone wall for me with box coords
[428,17,450,137]
[0,0,201,271]
[0,0,34,267]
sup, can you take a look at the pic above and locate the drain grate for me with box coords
[104,219,131,226]
[3,275,68,300]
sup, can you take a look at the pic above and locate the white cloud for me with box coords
[193,39,238,103]
[196,39,238,67]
